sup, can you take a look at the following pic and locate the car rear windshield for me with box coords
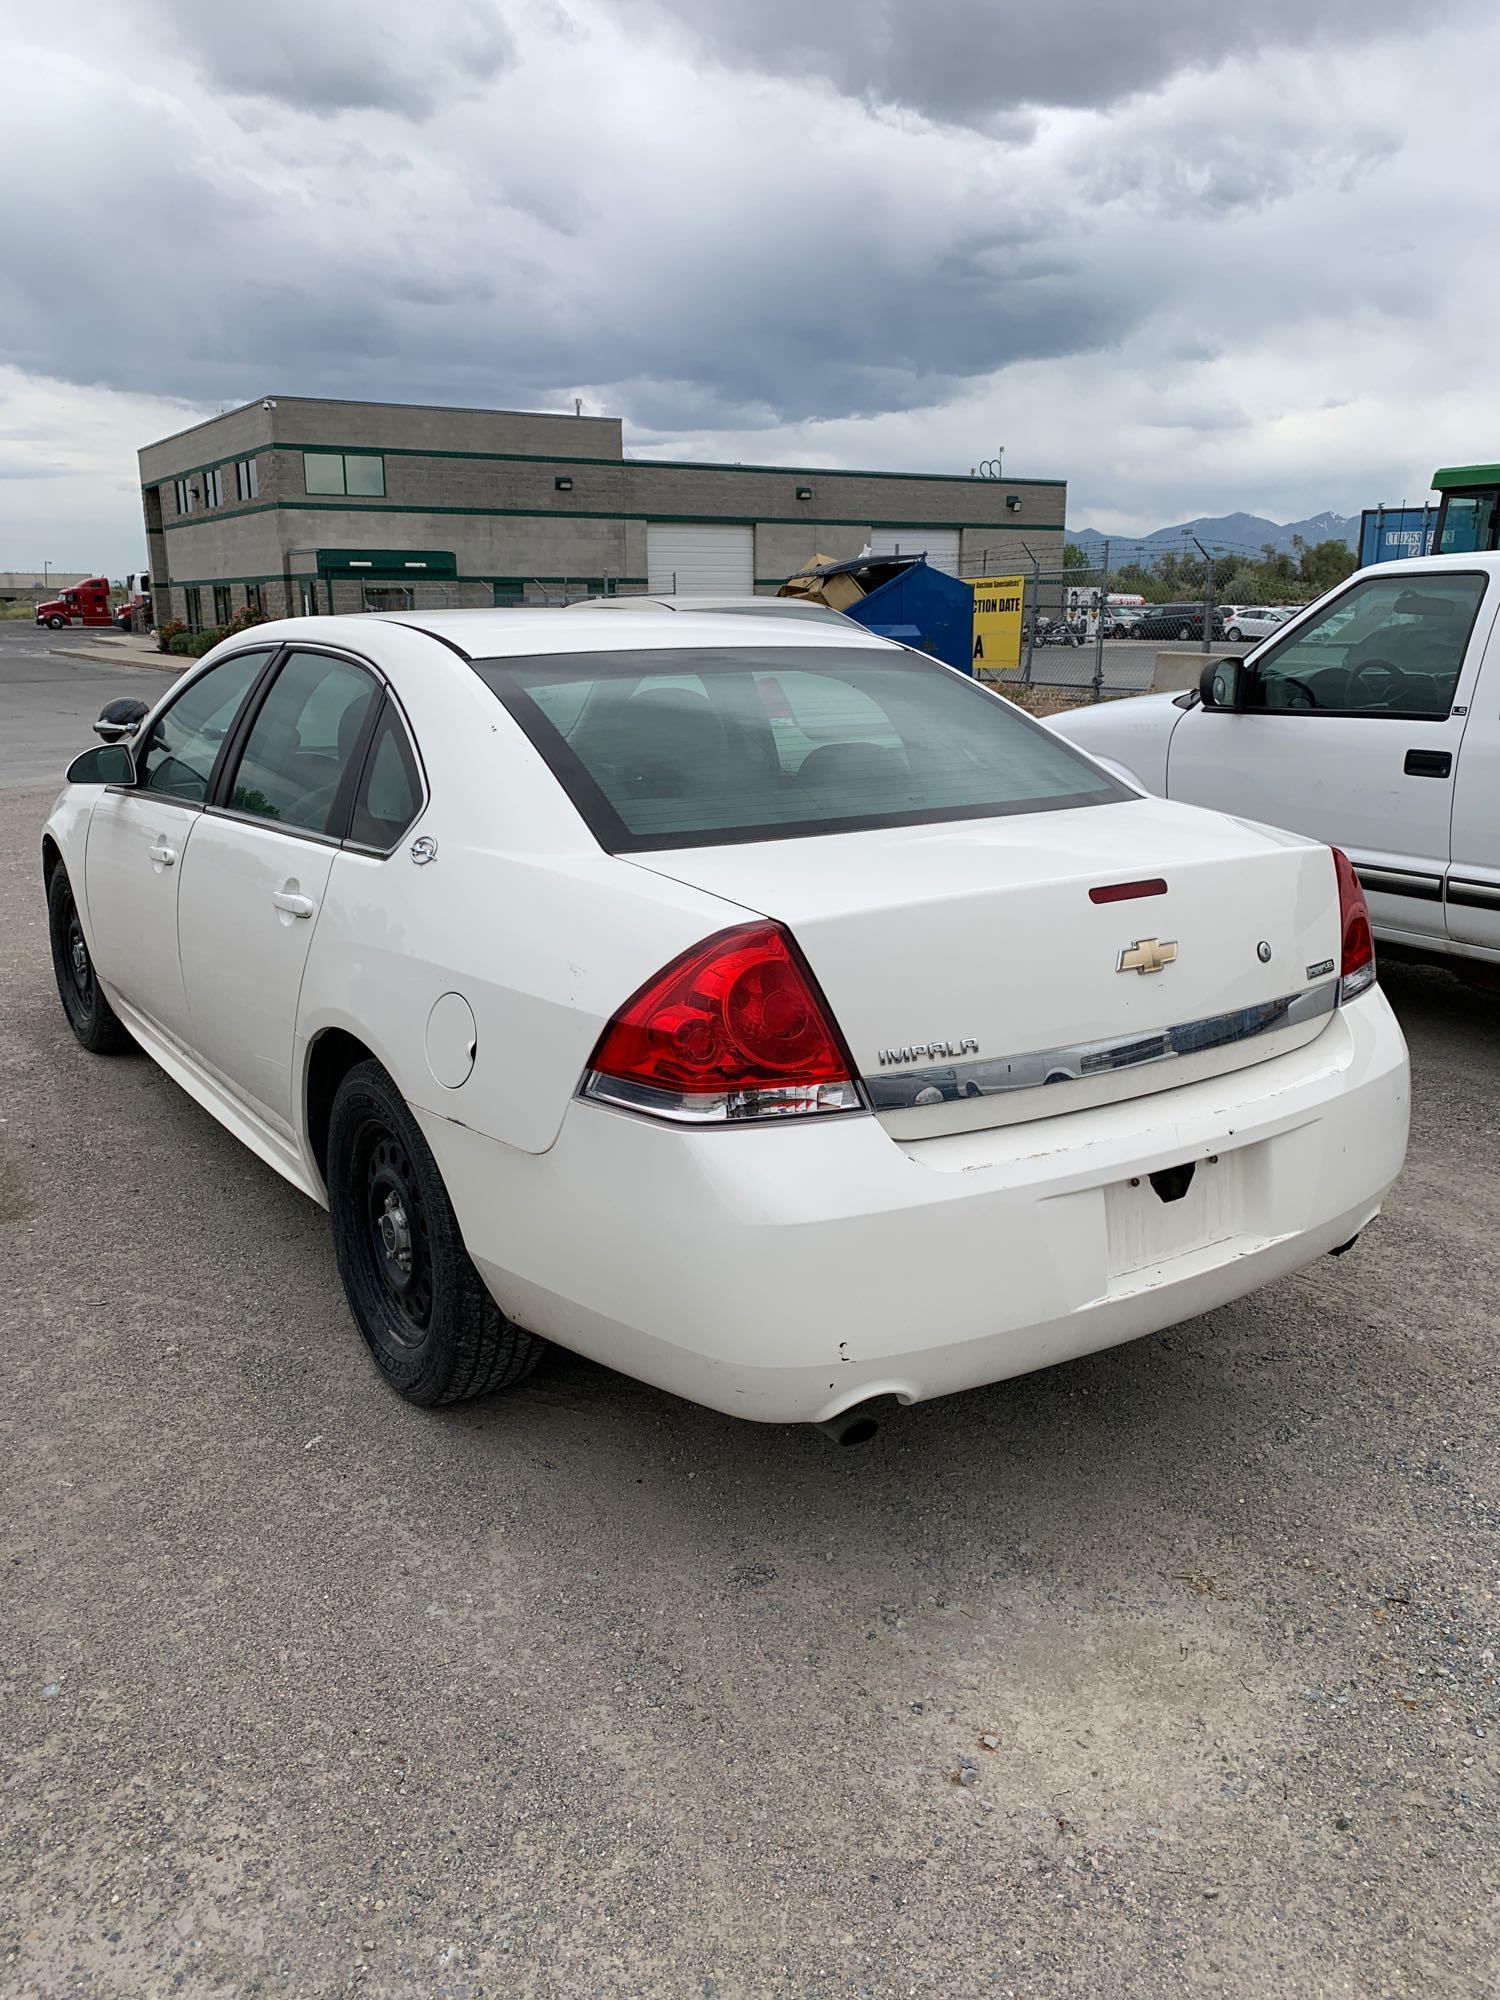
[471,646,1130,852]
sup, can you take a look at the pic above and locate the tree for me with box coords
[1062,543,1089,570]
[1298,538,1357,595]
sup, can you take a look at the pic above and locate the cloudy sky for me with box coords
[4,0,1496,572]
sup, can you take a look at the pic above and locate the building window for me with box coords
[235,457,260,502]
[245,582,262,614]
[184,586,203,631]
[173,477,196,516]
[303,452,384,498]
[205,467,224,508]
[212,584,233,626]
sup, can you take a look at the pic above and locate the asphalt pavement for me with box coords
[0,622,175,793]
[4,627,1500,1997]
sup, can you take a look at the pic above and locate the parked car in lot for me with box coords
[43,611,1408,1434]
[1105,605,1147,637]
[1224,606,1292,643]
[1136,602,1227,642]
[1046,553,1500,984]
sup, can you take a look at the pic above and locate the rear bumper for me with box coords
[421,989,1409,1424]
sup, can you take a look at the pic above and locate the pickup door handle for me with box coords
[271,890,316,919]
[1404,748,1452,778]
[148,841,176,866]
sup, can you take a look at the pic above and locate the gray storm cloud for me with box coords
[2,0,1497,564]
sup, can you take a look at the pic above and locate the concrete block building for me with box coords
[137,396,1066,628]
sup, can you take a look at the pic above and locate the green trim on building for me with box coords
[163,499,1041,534]
[159,568,649,589]
[145,437,1067,490]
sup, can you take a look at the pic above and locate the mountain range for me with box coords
[1068,511,1359,563]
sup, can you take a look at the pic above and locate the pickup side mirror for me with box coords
[1199,657,1246,709]
[93,696,149,743]
[67,742,135,786]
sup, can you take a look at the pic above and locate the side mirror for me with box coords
[94,696,148,743]
[1199,657,1245,709]
[67,742,135,786]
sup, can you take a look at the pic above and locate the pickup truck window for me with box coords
[1245,572,1486,718]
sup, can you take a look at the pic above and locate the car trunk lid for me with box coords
[626,797,1343,1137]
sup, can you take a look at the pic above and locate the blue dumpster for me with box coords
[780,555,974,674]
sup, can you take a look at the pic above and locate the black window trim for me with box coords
[342,693,428,858]
[472,645,1133,856]
[1233,568,1490,723]
[205,641,389,847]
[110,644,285,809]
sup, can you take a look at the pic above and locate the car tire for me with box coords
[1177,624,1192,641]
[47,615,65,630]
[327,1058,548,1406]
[47,866,131,1055]
[1227,627,1243,642]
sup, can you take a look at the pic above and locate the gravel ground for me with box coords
[4,770,1500,1996]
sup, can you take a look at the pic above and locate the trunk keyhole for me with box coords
[1149,1162,1196,1204]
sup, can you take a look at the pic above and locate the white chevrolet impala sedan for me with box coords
[43,611,1410,1437]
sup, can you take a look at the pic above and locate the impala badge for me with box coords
[1117,937,1178,975]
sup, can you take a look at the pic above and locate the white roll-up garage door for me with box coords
[867,528,961,575]
[647,523,755,595]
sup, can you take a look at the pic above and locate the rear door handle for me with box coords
[1404,748,1452,778]
[148,841,176,866]
[271,890,316,920]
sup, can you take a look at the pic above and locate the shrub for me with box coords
[155,619,187,654]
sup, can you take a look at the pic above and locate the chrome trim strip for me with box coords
[862,982,1338,1112]
[1446,878,1500,912]
[1356,865,1443,903]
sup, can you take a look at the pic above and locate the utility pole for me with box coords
[43,560,50,592]
[1188,533,1216,654]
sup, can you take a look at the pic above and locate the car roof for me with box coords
[567,593,847,621]
[237,607,900,661]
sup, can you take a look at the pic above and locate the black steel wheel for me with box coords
[326,1059,548,1406]
[46,865,130,1054]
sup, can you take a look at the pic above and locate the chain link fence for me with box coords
[957,544,1159,701]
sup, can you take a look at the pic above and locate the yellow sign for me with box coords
[969,574,1025,671]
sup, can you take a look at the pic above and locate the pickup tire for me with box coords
[327,1059,549,1406]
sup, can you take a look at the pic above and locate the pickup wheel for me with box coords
[47,866,130,1054]
[1177,623,1192,641]
[326,1059,549,1406]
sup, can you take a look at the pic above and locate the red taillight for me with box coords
[1332,847,1376,999]
[583,922,862,1123]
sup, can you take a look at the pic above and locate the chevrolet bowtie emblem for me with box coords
[1117,937,1178,975]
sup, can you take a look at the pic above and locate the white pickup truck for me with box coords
[1048,553,1500,984]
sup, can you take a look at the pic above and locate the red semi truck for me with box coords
[34,575,113,629]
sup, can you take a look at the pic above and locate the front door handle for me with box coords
[1404,748,1452,778]
[271,890,316,920]
[149,841,176,866]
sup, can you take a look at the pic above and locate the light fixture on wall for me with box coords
[796,485,813,501]
[555,474,574,491]
[1006,494,1022,512]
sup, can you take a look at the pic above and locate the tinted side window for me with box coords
[136,650,271,802]
[1248,573,1486,717]
[227,651,378,835]
[349,704,422,849]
